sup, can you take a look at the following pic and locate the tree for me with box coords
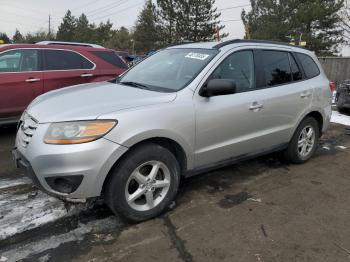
[133,0,162,53]
[0,32,10,43]
[24,31,49,43]
[75,14,92,42]
[242,0,345,55]
[340,1,350,43]
[93,20,113,45]
[105,26,133,51]
[177,0,227,42]
[56,10,77,41]
[12,29,25,43]
[157,0,179,44]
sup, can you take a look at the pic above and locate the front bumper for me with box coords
[14,123,128,199]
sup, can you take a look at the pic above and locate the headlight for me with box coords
[44,120,117,144]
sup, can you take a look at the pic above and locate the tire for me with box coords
[105,143,180,222]
[283,117,320,164]
[337,106,346,113]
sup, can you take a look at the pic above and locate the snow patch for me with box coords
[0,177,31,190]
[331,111,350,126]
[1,217,120,262]
[0,190,68,240]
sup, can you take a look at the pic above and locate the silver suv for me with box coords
[13,40,332,221]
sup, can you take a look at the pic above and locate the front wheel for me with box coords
[105,143,180,222]
[283,117,320,164]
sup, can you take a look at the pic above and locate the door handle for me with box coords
[81,73,93,78]
[249,102,264,111]
[300,92,312,98]
[25,78,41,83]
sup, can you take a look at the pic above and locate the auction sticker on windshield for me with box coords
[185,52,210,60]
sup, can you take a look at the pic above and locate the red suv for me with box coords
[0,41,128,124]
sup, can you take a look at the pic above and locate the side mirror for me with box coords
[199,79,236,97]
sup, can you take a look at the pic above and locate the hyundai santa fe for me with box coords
[0,41,128,125]
[13,40,333,221]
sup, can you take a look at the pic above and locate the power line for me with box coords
[85,0,127,17]
[70,0,105,12]
[221,19,243,22]
[90,1,144,22]
[218,4,251,11]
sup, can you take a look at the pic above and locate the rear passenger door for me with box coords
[42,49,96,93]
[255,49,313,146]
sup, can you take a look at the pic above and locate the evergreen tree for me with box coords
[75,14,92,42]
[0,32,10,43]
[156,0,179,44]
[242,0,345,55]
[93,20,113,45]
[133,0,161,52]
[106,27,133,51]
[24,31,49,43]
[12,29,25,43]
[177,0,227,42]
[56,10,77,41]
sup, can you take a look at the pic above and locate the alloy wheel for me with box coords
[125,161,171,211]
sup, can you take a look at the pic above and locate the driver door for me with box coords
[194,49,269,168]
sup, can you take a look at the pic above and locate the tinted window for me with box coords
[44,50,94,70]
[210,50,255,93]
[0,49,39,73]
[92,51,128,69]
[289,53,303,81]
[262,51,292,86]
[296,53,320,79]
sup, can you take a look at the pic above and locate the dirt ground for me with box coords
[1,123,350,262]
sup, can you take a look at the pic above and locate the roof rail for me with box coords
[213,39,306,50]
[36,41,104,48]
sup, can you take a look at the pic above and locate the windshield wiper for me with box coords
[120,81,151,90]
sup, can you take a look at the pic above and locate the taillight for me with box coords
[329,82,336,92]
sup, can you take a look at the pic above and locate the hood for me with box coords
[27,82,176,123]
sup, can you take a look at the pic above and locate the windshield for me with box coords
[118,48,218,92]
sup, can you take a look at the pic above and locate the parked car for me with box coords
[13,39,333,222]
[335,79,350,112]
[0,41,128,125]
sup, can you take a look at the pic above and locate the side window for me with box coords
[262,50,292,86]
[289,53,303,81]
[91,51,128,69]
[44,50,94,70]
[296,53,320,79]
[0,49,39,73]
[210,50,255,93]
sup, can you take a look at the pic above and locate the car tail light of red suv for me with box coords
[0,41,128,124]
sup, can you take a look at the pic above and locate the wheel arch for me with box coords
[101,136,190,196]
[295,110,324,138]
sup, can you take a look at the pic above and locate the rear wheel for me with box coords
[283,117,319,164]
[105,143,180,222]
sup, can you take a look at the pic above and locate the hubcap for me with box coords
[125,161,171,211]
[297,125,315,158]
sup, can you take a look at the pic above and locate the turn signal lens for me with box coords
[44,120,117,144]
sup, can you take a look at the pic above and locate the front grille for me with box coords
[18,113,38,148]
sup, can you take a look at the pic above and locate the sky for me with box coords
[0,0,250,39]
[1,0,350,55]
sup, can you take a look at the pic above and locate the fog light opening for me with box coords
[45,175,83,194]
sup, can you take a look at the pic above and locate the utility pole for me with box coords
[48,15,51,39]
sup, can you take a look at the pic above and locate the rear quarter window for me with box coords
[92,51,128,69]
[296,53,320,79]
